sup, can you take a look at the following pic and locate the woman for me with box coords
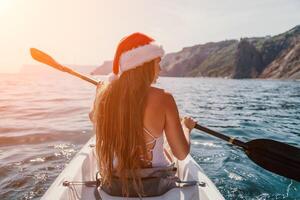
[91,32,196,196]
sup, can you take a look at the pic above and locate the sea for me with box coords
[0,73,299,200]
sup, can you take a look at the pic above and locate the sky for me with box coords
[0,0,299,73]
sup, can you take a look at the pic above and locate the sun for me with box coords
[0,0,13,13]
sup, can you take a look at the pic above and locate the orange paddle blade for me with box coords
[30,48,66,72]
[30,48,99,85]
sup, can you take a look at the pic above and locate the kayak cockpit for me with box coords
[41,136,224,200]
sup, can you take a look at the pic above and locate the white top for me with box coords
[142,127,170,167]
[113,127,170,168]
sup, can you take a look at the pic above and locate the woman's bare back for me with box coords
[143,86,192,161]
[143,87,166,139]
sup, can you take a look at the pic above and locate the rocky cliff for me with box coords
[161,25,300,79]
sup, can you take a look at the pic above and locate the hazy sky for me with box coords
[0,0,299,73]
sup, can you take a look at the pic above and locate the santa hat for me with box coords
[107,32,165,82]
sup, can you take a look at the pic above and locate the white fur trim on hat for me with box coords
[119,42,164,73]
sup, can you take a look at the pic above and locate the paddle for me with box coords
[30,48,300,182]
[195,124,300,182]
[30,48,99,85]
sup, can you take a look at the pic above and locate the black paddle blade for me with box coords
[245,139,300,182]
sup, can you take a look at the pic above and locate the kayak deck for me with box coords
[41,136,224,200]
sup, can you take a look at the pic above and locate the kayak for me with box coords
[41,136,224,200]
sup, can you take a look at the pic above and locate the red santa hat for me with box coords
[107,32,165,82]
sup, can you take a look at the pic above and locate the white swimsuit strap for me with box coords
[143,127,158,139]
[143,127,158,146]
[114,128,169,168]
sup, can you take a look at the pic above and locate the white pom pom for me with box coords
[107,72,119,83]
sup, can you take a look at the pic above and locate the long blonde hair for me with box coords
[93,60,156,195]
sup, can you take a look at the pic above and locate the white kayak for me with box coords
[41,136,224,200]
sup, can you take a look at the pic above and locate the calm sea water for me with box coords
[0,73,299,200]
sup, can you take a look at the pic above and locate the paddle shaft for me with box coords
[60,66,98,85]
[195,124,248,149]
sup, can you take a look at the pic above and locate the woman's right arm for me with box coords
[164,93,195,160]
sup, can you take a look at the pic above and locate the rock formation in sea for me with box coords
[233,39,264,78]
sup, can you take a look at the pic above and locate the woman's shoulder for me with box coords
[149,87,175,108]
[149,87,173,99]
